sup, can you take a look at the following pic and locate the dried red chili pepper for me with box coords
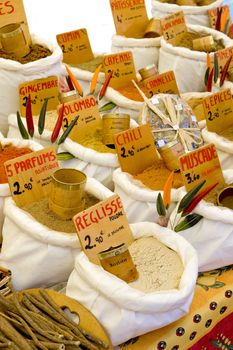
[182,182,218,215]
[99,70,113,100]
[51,103,65,143]
[25,94,34,137]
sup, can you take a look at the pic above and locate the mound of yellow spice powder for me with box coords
[23,192,100,233]
[77,128,116,153]
[133,160,183,190]
[174,32,224,52]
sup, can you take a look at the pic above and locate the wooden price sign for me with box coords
[208,5,231,30]
[56,28,94,65]
[103,51,137,89]
[59,95,102,142]
[0,0,31,45]
[4,147,60,207]
[109,0,148,38]
[114,124,160,175]
[142,70,180,97]
[73,194,134,264]
[215,47,233,77]
[161,11,187,45]
[202,89,233,133]
[19,76,60,117]
[179,143,225,192]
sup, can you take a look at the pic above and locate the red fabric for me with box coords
[189,311,233,349]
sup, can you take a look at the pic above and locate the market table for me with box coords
[119,265,233,350]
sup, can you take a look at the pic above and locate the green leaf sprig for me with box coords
[156,178,218,232]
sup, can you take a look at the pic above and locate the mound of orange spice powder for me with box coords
[0,145,32,183]
[133,160,183,190]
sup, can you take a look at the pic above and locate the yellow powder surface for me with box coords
[174,32,224,52]
[186,97,205,122]
[133,161,184,190]
[72,56,104,72]
[77,128,116,153]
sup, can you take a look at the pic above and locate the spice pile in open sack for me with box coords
[128,236,183,292]
[0,144,32,183]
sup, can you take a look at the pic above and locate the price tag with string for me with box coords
[202,88,233,133]
[141,70,180,98]
[179,143,225,192]
[18,76,59,117]
[103,51,137,89]
[114,124,160,175]
[161,11,187,45]
[4,146,59,207]
[73,194,134,265]
[56,28,94,65]
[215,46,233,77]
[109,0,148,38]
[58,95,102,142]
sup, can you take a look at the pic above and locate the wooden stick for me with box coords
[0,315,33,350]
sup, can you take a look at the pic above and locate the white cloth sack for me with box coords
[66,222,198,346]
[111,35,161,71]
[212,80,233,94]
[151,0,224,27]
[202,126,233,170]
[113,167,183,223]
[159,25,232,93]
[169,170,233,272]
[7,112,61,148]
[58,119,138,190]
[0,138,43,240]
[0,35,63,136]
[0,177,113,291]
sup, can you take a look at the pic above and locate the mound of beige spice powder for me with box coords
[128,237,183,293]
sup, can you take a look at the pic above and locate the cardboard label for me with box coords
[202,89,233,133]
[216,46,233,76]
[179,143,225,192]
[0,0,31,45]
[19,76,59,117]
[109,0,148,38]
[4,147,60,207]
[142,70,180,97]
[59,95,102,142]
[103,51,137,89]
[161,11,187,45]
[73,194,134,264]
[114,124,160,175]
[208,5,231,30]
[56,28,94,65]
